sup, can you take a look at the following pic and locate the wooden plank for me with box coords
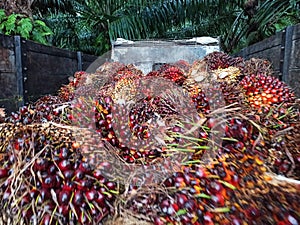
[0,46,15,72]
[289,39,300,69]
[84,51,111,73]
[0,34,15,49]
[292,23,300,40]
[244,46,282,71]
[24,51,77,103]
[287,69,300,97]
[239,32,282,56]
[0,34,20,112]
[81,53,98,71]
[24,39,77,59]
[0,72,21,113]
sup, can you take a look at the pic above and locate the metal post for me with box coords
[282,25,294,83]
[77,51,83,71]
[14,36,24,108]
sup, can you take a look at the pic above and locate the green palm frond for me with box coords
[37,0,299,55]
[222,0,300,53]
[109,0,244,40]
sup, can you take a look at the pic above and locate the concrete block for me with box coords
[111,39,219,74]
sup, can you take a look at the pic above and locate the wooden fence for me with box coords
[0,34,97,113]
[2,24,300,113]
[235,23,300,97]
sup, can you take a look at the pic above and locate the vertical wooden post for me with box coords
[77,51,82,71]
[14,35,24,108]
[282,25,294,84]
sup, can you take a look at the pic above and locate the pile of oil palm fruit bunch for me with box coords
[0,52,299,225]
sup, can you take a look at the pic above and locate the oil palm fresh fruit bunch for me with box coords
[120,112,300,225]
[0,123,119,225]
[5,95,72,125]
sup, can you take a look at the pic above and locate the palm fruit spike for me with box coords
[268,122,300,179]
[0,108,5,123]
[0,123,119,225]
[242,58,274,77]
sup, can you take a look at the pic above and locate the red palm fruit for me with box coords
[203,212,214,225]
[73,190,84,206]
[39,188,51,201]
[77,179,93,191]
[105,181,116,190]
[22,208,33,220]
[58,190,71,205]
[29,189,39,199]
[95,192,105,207]
[59,147,70,159]
[245,206,261,220]
[63,170,74,180]
[34,158,49,171]
[20,194,30,207]
[62,181,75,191]
[42,175,56,188]
[41,214,53,225]
[210,193,225,207]
[206,118,216,129]
[206,180,223,194]
[58,159,72,171]
[99,161,112,171]
[58,205,69,216]
[0,168,8,178]
[160,199,170,214]
[74,169,85,181]
[85,189,99,201]
[79,162,92,174]
[93,170,106,182]
[47,164,57,175]
[176,193,188,207]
